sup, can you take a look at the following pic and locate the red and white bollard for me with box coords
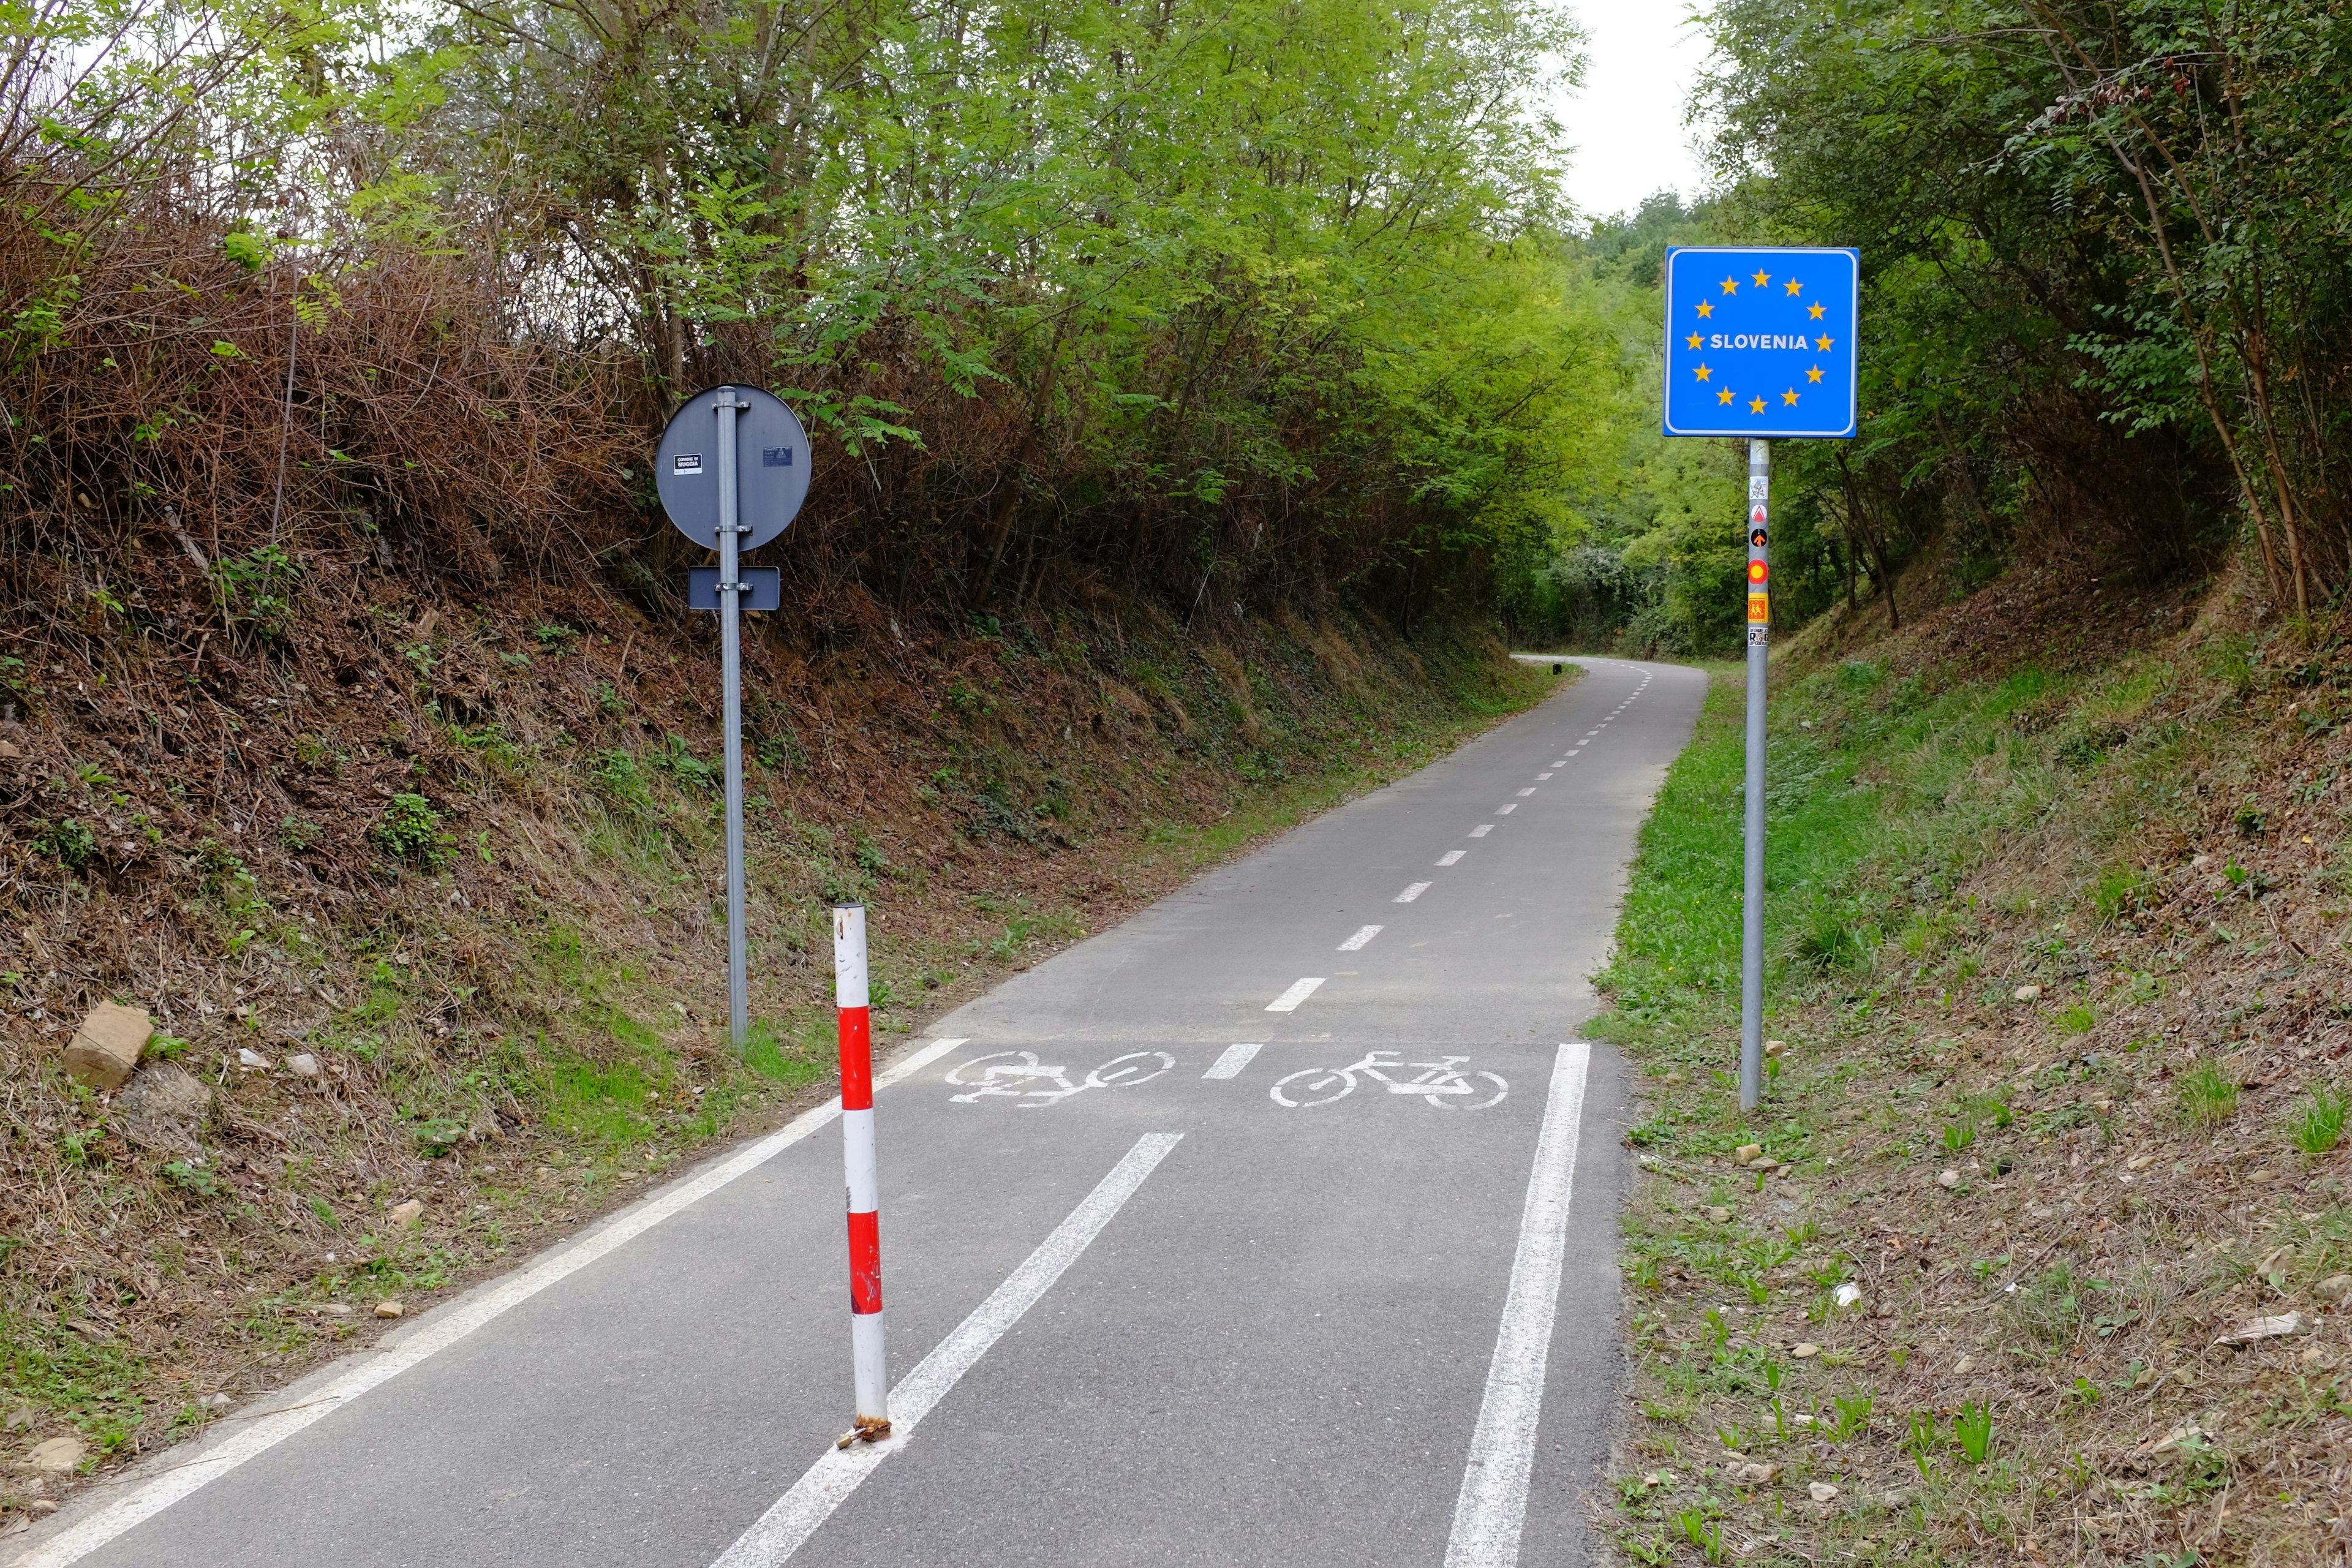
[834,904,891,1445]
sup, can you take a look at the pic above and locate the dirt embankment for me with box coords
[1598,557,2352,1567]
[0,535,1544,1529]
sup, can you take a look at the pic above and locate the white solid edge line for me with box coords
[1394,881,1431,903]
[1264,977,1326,1012]
[1443,1042,1591,1568]
[13,1038,974,1568]
[709,1133,1183,1568]
[1337,924,1383,951]
[1203,1042,1263,1080]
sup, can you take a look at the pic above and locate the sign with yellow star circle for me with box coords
[1662,247,1858,438]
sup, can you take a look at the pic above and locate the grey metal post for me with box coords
[715,388,750,1055]
[1740,437,1770,1112]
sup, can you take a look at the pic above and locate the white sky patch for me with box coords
[1550,1,1717,221]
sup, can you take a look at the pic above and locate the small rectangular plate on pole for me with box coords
[687,567,781,611]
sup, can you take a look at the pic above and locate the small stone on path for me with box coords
[1706,1206,1732,1224]
[1792,1342,1820,1359]
[374,1300,404,1319]
[1807,1481,1839,1503]
[1937,1169,1962,1189]
[386,1199,423,1229]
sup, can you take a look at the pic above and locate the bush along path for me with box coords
[1589,569,2352,1568]
[0,568,1550,1532]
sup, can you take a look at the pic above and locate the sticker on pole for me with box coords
[1662,247,1858,439]
[655,385,812,549]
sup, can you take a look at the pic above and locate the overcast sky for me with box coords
[1550,1,1717,222]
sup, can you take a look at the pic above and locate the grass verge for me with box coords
[1591,608,2352,1567]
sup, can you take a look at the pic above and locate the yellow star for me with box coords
[1697,300,1714,318]
[1751,268,1771,288]
[1806,364,1824,383]
[1784,278,1803,296]
[1749,396,1767,414]
[1782,388,1800,405]
[1807,301,1825,320]
[1694,363,1711,382]
[1717,387,1735,405]
[1685,332,1703,349]
[1721,276,1739,295]
[1816,335,1834,352]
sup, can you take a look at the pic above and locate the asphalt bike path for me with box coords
[17,656,1703,1568]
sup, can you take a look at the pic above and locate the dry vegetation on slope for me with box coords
[1594,560,2352,1567]
[0,532,1543,1531]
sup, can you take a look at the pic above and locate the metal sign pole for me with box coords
[715,388,750,1056]
[1740,437,1770,1112]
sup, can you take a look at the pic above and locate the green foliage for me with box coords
[371,793,451,868]
[1699,0,2352,611]
[2294,1085,2347,1155]
[162,1159,222,1197]
[1675,1509,1726,1563]
[1953,1400,1992,1465]
[36,817,98,869]
[2177,1061,2238,1130]
[213,545,302,644]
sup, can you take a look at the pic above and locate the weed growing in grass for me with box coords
[1953,1400,1993,1464]
[2294,1084,2346,1153]
[2177,1061,2238,1128]
[1676,1509,1726,1562]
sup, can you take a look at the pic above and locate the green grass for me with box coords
[0,1311,149,1454]
[2176,1061,2238,1129]
[2292,1084,2345,1154]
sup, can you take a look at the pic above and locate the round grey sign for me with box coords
[655,385,812,550]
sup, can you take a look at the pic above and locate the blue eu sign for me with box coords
[1662,247,1858,439]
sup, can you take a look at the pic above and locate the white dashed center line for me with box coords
[1395,882,1432,903]
[1436,850,1465,866]
[1203,1043,1263,1080]
[1470,824,1494,837]
[1338,924,1383,951]
[1265,978,1325,1012]
[1537,772,1553,780]
[1495,804,1517,815]
[1515,788,1536,797]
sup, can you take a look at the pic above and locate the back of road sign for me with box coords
[1661,247,1858,440]
[655,386,812,549]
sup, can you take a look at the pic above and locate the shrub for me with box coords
[35,817,97,869]
[371,794,451,868]
[589,748,655,816]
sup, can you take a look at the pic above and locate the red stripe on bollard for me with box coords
[839,1006,873,1108]
[846,1209,883,1314]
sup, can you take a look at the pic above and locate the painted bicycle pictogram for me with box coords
[1269,1050,1507,1110]
[944,1049,1175,1109]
